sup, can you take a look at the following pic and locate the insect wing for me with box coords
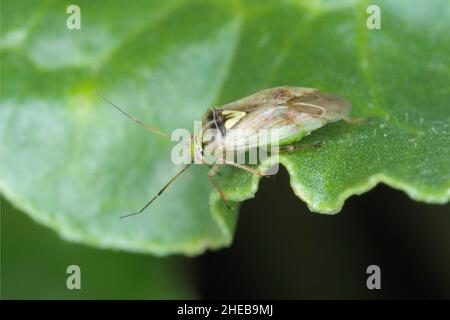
[204,86,351,151]
[219,105,325,150]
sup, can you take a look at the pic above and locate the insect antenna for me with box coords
[94,91,170,139]
[120,164,191,218]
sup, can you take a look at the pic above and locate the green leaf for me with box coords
[1,0,449,255]
[1,197,196,299]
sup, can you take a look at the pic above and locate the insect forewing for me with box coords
[205,86,351,151]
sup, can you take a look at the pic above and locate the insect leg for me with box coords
[205,163,222,176]
[343,116,366,124]
[217,157,269,177]
[208,164,231,210]
[278,142,323,153]
[120,164,191,218]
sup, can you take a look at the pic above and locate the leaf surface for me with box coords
[1,0,449,255]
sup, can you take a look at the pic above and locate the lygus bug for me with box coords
[95,86,352,218]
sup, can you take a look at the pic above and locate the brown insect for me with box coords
[96,86,354,217]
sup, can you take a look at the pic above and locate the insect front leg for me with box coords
[208,164,231,210]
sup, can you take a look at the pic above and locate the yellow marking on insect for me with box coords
[222,110,246,129]
[97,86,354,218]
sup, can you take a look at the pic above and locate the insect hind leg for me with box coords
[278,141,323,153]
[343,116,366,124]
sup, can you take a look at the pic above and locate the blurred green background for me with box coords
[1,196,197,299]
[1,0,449,299]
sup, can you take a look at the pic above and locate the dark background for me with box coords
[2,166,449,299]
[199,167,450,299]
